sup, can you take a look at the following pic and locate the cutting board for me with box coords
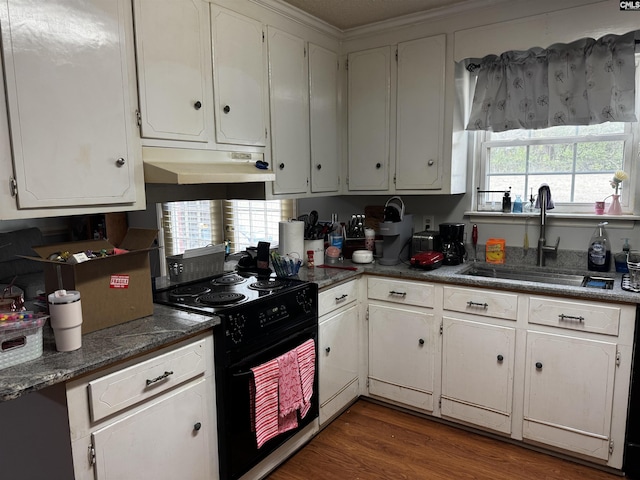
[364,205,385,232]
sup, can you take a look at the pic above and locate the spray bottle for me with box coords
[587,222,611,272]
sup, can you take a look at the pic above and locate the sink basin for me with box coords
[459,264,613,289]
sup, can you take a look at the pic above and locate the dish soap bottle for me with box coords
[512,195,523,213]
[587,222,611,272]
[614,238,631,273]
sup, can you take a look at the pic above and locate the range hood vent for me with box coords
[142,147,275,185]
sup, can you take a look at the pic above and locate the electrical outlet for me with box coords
[422,215,435,231]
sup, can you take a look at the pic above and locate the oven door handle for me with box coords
[232,370,254,378]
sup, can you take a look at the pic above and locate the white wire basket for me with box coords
[166,244,225,282]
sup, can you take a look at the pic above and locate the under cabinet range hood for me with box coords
[142,147,275,185]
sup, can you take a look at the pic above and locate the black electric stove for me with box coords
[154,270,319,480]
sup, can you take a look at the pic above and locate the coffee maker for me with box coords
[378,215,414,265]
[439,223,466,265]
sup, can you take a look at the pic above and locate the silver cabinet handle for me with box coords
[467,301,488,309]
[335,294,348,302]
[428,159,434,166]
[116,157,126,167]
[389,291,406,297]
[558,314,584,322]
[146,370,174,386]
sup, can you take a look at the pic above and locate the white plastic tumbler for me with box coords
[48,290,83,352]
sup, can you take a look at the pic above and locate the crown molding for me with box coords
[249,0,342,39]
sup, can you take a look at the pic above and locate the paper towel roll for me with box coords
[279,220,305,259]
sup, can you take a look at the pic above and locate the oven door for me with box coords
[217,323,319,480]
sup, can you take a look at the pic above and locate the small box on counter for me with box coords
[23,229,158,334]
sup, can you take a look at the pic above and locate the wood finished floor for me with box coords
[267,399,621,480]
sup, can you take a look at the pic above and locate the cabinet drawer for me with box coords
[528,296,620,336]
[443,286,518,320]
[319,279,358,317]
[368,277,434,308]
[88,338,207,421]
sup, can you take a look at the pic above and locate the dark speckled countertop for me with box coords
[0,305,216,402]
[1,260,638,402]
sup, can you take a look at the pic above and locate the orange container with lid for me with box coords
[486,238,506,264]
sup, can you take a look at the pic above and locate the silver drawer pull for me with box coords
[467,301,488,309]
[558,314,584,322]
[389,291,407,297]
[146,370,174,386]
[335,294,348,302]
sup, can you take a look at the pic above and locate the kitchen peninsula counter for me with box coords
[0,305,216,402]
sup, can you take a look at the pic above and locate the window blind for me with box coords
[161,199,294,257]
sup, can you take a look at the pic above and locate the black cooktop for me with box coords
[153,271,308,315]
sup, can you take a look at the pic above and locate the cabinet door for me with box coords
[319,304,359,425]
[368,303,437,411]
[523,331,616,460]
[309,43,340,193]
[268,27,310,195]
[348,47,391,191]
[210,5,266,146]
[133,0,210,142]
[441,317,515,434]
[92,380,212,480]
[395,35,445,190]
[1,0,137,208]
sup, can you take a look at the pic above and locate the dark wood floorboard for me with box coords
[267,399,621,480]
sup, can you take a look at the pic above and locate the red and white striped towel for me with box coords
[296,339,316,419]
[250,359,280,448]
[250,338,316,448]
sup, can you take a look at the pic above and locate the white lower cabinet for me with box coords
[441,317,515,434]
[91,380,210,479]
[66,332,217,480]
[364,276,635,470]
[523,331,617,460]
[319,304,360,425]
[318,279,361,426]
[368,303,438,412]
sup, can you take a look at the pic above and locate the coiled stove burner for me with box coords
[198,292,247,306]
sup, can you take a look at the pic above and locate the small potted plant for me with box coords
[604,170,628,215]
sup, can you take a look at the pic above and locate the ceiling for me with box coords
[279,0,475,30]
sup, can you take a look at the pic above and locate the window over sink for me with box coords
[471,56,640,216]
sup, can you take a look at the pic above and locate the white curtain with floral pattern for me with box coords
[466,30,638,132]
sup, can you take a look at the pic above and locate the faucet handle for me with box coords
[554,237,560,250]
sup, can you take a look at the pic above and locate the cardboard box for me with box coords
[25,229,157,334]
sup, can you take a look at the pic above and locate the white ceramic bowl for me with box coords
[351,250,373,264]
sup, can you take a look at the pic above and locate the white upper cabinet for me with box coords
[347,47,391,191]
[347,34,455,194]
[267,26,310,195]
[309,43,340,193]
[211,5,267,147]
[0,0,140,209]
[395,35,445,190]
[133,0,211,142]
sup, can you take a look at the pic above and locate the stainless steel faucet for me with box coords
[537,185,560,266]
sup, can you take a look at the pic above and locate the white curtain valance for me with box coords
[465,30,638,132]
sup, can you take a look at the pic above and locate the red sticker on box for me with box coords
[110,275,130,289]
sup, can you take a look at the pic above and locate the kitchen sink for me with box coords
[459,264,614,289]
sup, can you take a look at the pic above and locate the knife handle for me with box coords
[472,224,478,246]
